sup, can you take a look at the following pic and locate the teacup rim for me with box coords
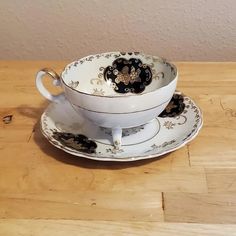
[60,51,178,98]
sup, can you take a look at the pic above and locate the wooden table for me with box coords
[0,61,236,235]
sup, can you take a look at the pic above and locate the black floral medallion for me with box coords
[159,94,185,118]
[103,58,152,94]
[52,131,97,154]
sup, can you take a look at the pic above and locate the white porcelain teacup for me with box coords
[36,52,178,148]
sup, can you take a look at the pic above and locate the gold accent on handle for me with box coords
[41,68,60,81]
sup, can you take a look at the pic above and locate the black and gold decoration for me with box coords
[52,131,97,153]
[159,94,185,117]
[104,58,152,94]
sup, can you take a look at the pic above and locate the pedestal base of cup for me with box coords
[96,119,159,149]
[78,116,160,149]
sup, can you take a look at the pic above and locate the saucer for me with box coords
[40,92,203,162]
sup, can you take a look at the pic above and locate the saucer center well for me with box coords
[82,119,160,146]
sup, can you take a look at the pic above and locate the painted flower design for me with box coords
[159,94,185,118]
[103,58,152,93]
[52,131,97,154]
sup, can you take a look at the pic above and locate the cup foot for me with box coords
[82,119,160,148]
[112,127,122,149]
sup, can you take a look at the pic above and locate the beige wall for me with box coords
[1,0,236,61]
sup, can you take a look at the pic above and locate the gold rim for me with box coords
[71,98,170,114]
[60,52,178,98]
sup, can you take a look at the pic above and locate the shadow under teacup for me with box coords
[36,52,178,149]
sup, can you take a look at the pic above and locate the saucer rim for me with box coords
[41,119,203,162]
[40,93,203,162]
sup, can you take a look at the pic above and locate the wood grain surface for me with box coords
[0,61,236,235]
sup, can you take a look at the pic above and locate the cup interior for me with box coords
[61,52,177,97]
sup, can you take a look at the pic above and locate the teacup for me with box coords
[36,52,178,148]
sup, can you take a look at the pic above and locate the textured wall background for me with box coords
[0,0,236,61]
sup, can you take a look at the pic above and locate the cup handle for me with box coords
[36,68,63,103]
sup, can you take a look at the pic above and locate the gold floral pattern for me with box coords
[163,121,175,129]
[115,66,141,85]
[181,97,202,142]
[68,81,79,89]
[92,88,105,96]
[104,58,152,94]
[106,147,124,154]
[90,77,104,85]
[149,140,176,152]
[90,67,105,85]
[163,115,187,130]
[52,131,97,154]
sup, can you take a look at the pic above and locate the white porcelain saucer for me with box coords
[40,92,203,162]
